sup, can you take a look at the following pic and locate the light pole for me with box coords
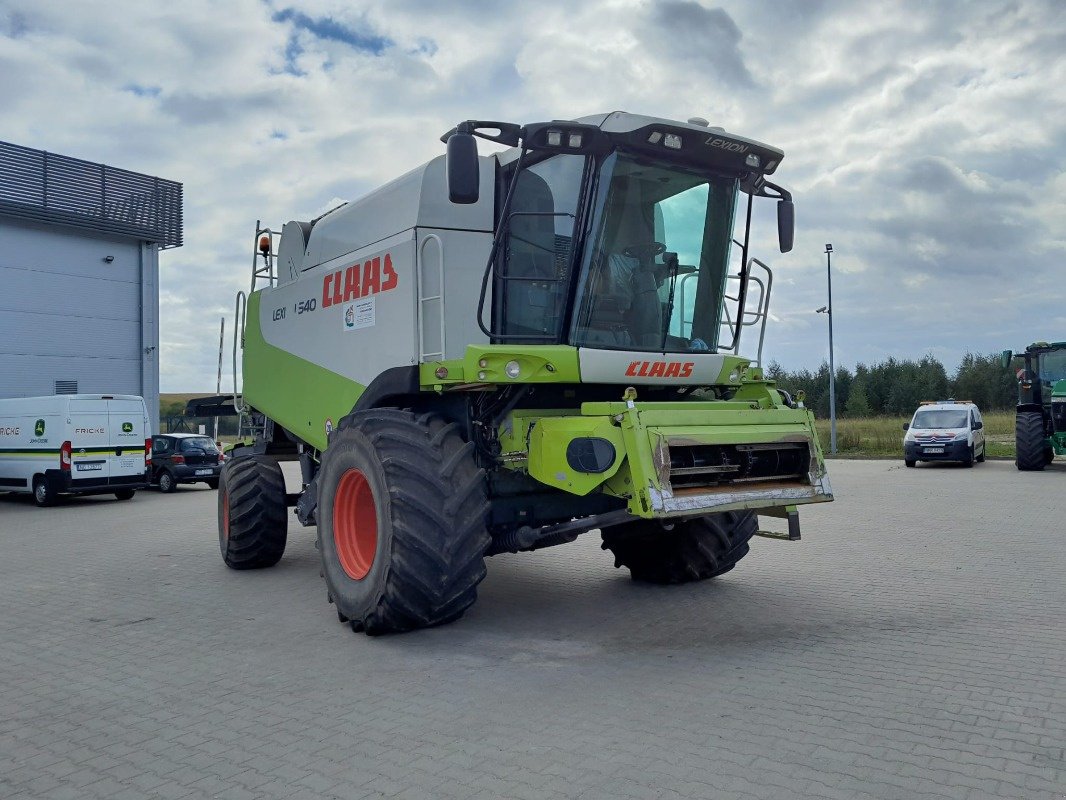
[815,243,837,454]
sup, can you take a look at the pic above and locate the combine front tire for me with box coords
[601,510,757,584]
[1015,411,1047,471]
[217,457,288,569]
[317,410,490,635]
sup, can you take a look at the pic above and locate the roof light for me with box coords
[647,131,663,144]
[663,133,682,149]
[546,129,562,147]
[568,132,583,148]
[745,153,761,168]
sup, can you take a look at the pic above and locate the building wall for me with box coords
[0,217,160,426]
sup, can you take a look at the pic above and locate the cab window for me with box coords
[494,154,586,341]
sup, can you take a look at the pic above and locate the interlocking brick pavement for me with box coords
[0,459,1064,799]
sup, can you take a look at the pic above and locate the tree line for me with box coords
[765,353,1018,418]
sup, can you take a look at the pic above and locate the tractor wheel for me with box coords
[217,457,288,569]
[317,410,490,635]
[1015,411,1047,471]
[601,510,757,584]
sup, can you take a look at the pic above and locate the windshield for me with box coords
[570,153,737,352]
[1038,350,1066,386]
[181,437,218,453]
[911,409,968,430]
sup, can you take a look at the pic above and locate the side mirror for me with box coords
[777,199,794,253]
[1000,349,1012,369]
[446,133,479,204]
[902,422,909,431]
[975,420,983,430]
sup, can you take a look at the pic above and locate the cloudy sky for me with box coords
[1,0,1063,390]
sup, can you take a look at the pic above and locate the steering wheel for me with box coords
[622,241,666,263]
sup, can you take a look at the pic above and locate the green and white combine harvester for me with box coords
[1002,341,1066,470]
[203,112,834,635]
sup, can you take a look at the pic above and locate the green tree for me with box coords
[846,376,872,417]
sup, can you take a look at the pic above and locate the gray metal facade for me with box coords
[0,142,183,427]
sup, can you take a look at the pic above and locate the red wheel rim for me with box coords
[222,489,230,544]
[333,468,377,580]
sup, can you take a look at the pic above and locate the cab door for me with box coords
[68,398,111,482]
[973,408,986,455]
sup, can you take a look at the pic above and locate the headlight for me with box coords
[504,360,522,379]
[954,432,968,441]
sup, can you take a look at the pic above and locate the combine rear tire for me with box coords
[217,457,288,569]
[1015,411,1047,471]
[317,410,490,635]
[601,510,757,584]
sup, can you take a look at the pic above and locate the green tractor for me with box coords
[1002,341,1066,470]
[200,112,834,635]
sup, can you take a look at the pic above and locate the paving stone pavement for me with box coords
[1,459,1064,800]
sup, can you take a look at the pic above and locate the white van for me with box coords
[902,400,986,468]
[0,394,151,506]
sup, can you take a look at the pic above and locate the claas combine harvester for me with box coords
[195,111,834,635]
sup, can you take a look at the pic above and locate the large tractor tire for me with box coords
[317,410,490,635]
[1015,411,1048,471]
[601,510,758,584]
[217,457,288,569]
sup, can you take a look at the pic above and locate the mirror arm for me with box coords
[757,180,792,202]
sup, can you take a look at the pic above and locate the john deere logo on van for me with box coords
[122,422,133,433]
[35,419,46,436]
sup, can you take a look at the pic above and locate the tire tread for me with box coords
[601,510,757,584]
[1016,411,1047,471]
[219,457,288,569]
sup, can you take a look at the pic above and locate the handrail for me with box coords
[746,258,774,367]
[232,291,248,414]
[417,233,446,362]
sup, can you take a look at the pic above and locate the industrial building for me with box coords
[0,140,183,425]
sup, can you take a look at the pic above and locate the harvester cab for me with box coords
[1002,341,1066,470]
[213,111,834,635]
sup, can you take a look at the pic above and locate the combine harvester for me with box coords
[200,112,834,635]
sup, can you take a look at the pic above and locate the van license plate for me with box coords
[76,462,103,471]
[924,447,945,454]
[195,469,212,476]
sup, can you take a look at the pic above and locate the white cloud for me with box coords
[0,0,1063,389]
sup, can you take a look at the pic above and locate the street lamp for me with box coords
[815,243,837,454]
